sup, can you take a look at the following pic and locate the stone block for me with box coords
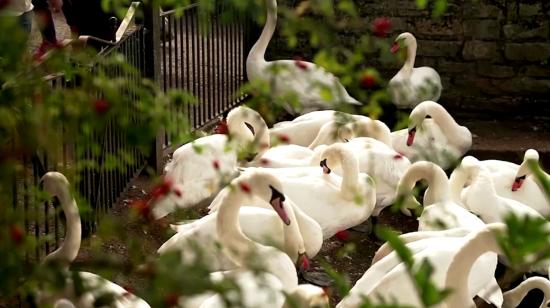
[493,77,550,94]
[415,19,463,38]
[519,3,542,17]
[477,63,515,78]
[505,43,550,62]
[415,56,437,68]
[417,40,462,57]
[463,41,500,61]
[523,66,550,78]
[463,3,502,18]
[463,20,500,40]
[438,60,475,74]
[503,22,549,41]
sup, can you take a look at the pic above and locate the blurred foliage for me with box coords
[3,0,550,307]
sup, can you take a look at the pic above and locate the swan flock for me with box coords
[34,0,550,307]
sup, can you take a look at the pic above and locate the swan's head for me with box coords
[406,101,440,146]
[513,149,540,191]
[457,156,481,182]
[319,143,354,175]
[391,32,416,54]
[287,284,329,308]
[41,172,70,199]
[239,171,290,225]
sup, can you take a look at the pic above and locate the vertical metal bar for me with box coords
[206,20,213,123]
[216,9,222,116]
[168,15,173,89]
[185,10,193,128]
[192,10,200,129]
[22,154,29,262]
[33,155,40,259]
[199,12,206,126]
[221,15,227,114]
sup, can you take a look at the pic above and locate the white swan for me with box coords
[337,227,501,308]
[512,149,550,213]
[338,137,411,215]
[449,156,543,224]
[182,171,323,308]
[211,143,376,239]
[370,227,502,306]
[247,0,362,114]
[250,119,393,169]
[450,151,550,217]
[270,110,392,147]
[247,119,356,168]
[153,106,269,219]
[161,196,322,271]
[396,161,485,230]
[38,172,150,308]
[388,32,442,109]
[391,101,472,170]
[503,276,550,308]
[444,223,510,307]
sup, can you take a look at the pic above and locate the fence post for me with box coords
[143,2,165,175]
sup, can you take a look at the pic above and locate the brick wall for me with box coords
[268,0,550,118]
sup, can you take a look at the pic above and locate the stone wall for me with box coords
[268,0,550,118]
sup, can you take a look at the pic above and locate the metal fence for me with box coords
[11,3,253,260]
[158,4,253,150]
[11,26,147,261]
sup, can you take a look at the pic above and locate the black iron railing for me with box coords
[159,4,252,149]
[11,3,253,260]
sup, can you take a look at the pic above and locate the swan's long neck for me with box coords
[217,193,257,267]
[227,112,255,145]
[400,38,417,76]
[400,163,450,204]
[249,113,271,157]
[282,199,305,261]
[449,168,469,205]
[246,0,277,79]
[445,224,503,308]
[503,277,550,308]
[333,147,360,198]
[43,187,81,268]
[423,102,469,146]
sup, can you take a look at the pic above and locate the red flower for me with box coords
[212,160,220,170]
[373,17,392,38]
[93,99,110,115]
[214,119,229,135]
[293,57,309,71]
[151,177,173,200]
[335,230,350,241]
[130,199,150,218]
[239,182,251,194]
[164,293,179,307]
[360,73,377,88]
[277,134,290,143]
[9,225,24,245]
